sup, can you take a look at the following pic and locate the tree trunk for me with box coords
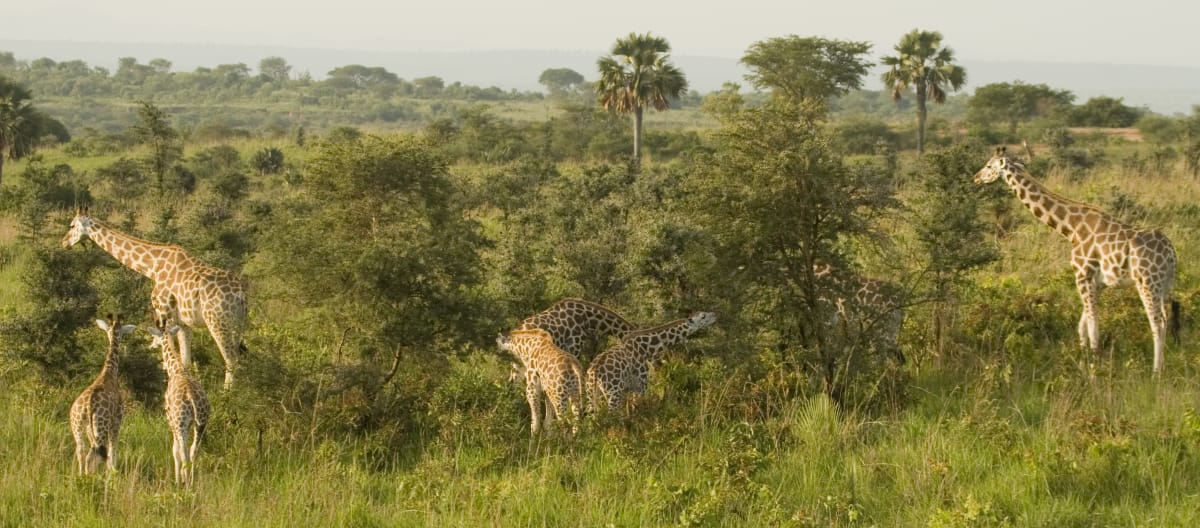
[633,106,644,162]
[916,84,928,154]
[0,153,5,187]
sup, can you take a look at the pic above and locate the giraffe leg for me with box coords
[107,431,118,473]
[1074,267,1101,351]
[206,312,242,390]
[172,431,185,484]
[525,378,543,436]
[1134,279,1168,374]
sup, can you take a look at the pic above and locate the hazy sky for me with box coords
[12,0,1199,67]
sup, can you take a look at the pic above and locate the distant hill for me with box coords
[3,39,1197,115]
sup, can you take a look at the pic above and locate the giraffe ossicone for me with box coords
[975,146,1178,373]
[63,210,248,388]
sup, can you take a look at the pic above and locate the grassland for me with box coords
[5,127,1200,526]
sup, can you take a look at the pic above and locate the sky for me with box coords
[10,0,1200,68]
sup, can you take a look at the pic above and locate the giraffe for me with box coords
[586,311,718,413]
[62,210,247,388]
[813,264,906,362]
[69,314,137,475]
[975,146,1179,372]
[147,319,211,486]
[495,328,585,435]
[513,298,638,362]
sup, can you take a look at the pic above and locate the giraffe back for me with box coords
[514,298,636,357]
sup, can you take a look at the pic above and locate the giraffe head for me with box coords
[685,311,718,334]
[973,146,1023,184]
[95,313,137,341]
[62,209,95,249]
[495,332,514,352]
[146,318,182,367]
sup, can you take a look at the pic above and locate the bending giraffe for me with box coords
[62,210,248,388]
[69,314,137,475]
[975,146,1179,372]
[496,329,585,436]
[147,319,211,486]
[514,298,638,362]
[586,311,717,413]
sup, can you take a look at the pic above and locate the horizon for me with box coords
[6,38,1200,115]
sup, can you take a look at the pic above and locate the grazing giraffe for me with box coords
[495,328,585,435]
[69,314,137,475]
[147,320,210,486]
[586,311,717,413]
[975,146,1179,372]
[514,298,637,361]
[62,210,248,388]
[813,264,906,362]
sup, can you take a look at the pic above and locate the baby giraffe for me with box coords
[496,328,585,436]
[70,314,137,475]
[147,319,210,486]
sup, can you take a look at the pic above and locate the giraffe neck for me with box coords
[86,219,189,281]
[1002,166,1083,239]
[159,339,189,379]
[98,336,120,380]
[625,318,695,361]
[507,332,550,365]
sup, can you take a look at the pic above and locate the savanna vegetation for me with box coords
[3,28,1200,527]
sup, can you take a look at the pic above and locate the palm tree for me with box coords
[880,29,966,154]
[596,32,688,162]
[0,78,42,185]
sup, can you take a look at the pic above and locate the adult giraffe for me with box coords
[62,210,247,388]
[974,147,1178,373]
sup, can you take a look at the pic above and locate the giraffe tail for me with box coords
[1170,298,1182,346]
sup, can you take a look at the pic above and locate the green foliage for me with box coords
[911,143,1002,356]
[741,35,873,108]
[255,133,485,361]
[249,146,285,175]
[688,99,898,404]
[834,116,899,154]
[967,81,1074,135]
[1068,96,1144,127]
[538,67,586,97]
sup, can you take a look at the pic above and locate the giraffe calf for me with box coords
[147,321,210,486]
[496,329,585,435]
[70,315,137,475]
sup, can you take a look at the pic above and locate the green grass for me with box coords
[5,349,1200,526]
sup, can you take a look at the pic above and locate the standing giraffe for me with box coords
[62,211,247,388]
[147,320,211,486]
[586,311,717,413]
[69,314,137,475]
[975,146,1179,372]
[514,298,638,361]
[813,264,906,362]
[496,328,585,435]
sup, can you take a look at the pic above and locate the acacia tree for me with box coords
[538,68,585,97]
[0,77,43,184]
[880,29,966,154]
[688,100,898,403]
[968,82,1074,134]
[596,32,688,163]
[130,101,181,195]
[740,35,872,109]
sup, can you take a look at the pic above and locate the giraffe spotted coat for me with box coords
[69,315,137,475]
[975,146,1177,372]
[514,298,636,361]
[148,321,210,485]
[63,211,247,388]
[496,328,585,435]
[586,312,717,413]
